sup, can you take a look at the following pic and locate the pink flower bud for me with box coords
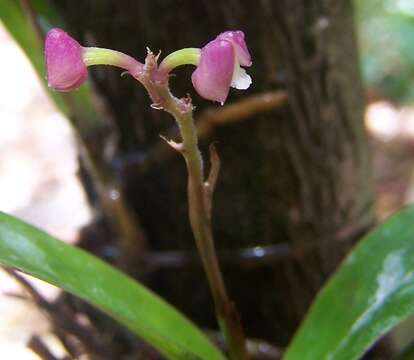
[191,31,252,104]
[45,28,87,91]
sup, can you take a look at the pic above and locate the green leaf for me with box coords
[355,0,414,103]
[284,206,414,360]
[0,212,225,360]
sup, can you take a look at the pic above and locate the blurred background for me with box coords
[1,0,414,358]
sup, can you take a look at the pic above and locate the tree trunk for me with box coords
[54,0,375,355]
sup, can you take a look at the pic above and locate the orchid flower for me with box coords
[45,28,142,91]
[192,31,252,104]
[160,31,252,104]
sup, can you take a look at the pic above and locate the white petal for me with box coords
[231,65,252,90]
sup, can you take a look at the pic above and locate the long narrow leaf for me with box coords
[284,206,414,360]
[0,211,225,360]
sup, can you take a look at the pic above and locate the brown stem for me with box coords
[176,100,248,360]
[136,50,248,360]
[207,331,283,360]
[77,141,147,273]
[3,268,111,359]
[27,335,66,360]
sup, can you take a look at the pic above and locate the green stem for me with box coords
[159,48,201,73]
[83,47,143,75]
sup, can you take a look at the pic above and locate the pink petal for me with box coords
[218,31,252,67]
[45,28,87,91]
[191,39,235,104]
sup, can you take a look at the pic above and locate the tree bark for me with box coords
[54,0,375,354]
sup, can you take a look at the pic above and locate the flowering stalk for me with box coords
[134,52,248,360]
[45,28,252,359]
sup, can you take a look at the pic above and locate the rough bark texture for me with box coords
[54,0,376,355]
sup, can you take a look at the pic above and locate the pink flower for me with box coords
[191,31,252,104]
[45,28,87,91]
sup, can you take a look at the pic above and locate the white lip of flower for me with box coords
[230,59,252,90]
